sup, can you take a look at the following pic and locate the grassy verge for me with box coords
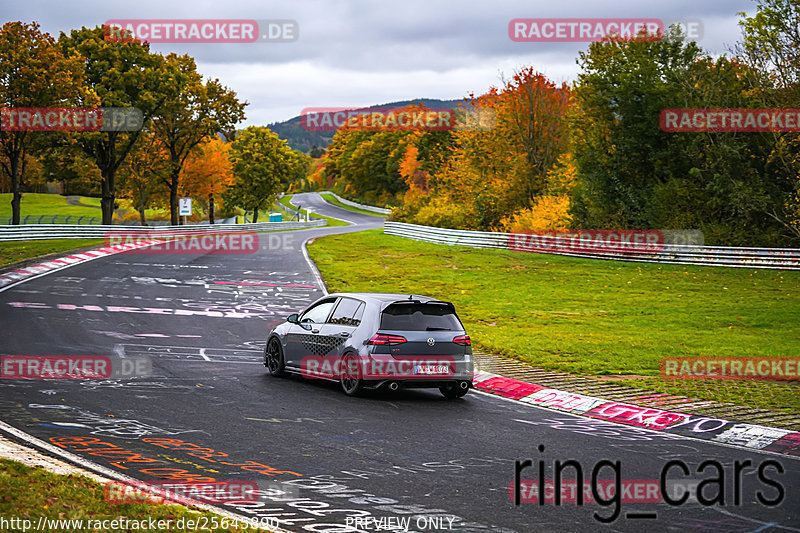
[319,193,385,217]
[0,459,270,532]
[277,195,348,227]
[0,239,105,267]
[307,229,800,412]
[0,193,102,220]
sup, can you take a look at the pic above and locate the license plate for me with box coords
[414,364,451,375]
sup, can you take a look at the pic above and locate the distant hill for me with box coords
[266,98,468,153]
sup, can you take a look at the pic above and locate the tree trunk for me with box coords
[100,167,116,225]
[208,193,215,224]
[10,152,22,225]
[139,187,148,226]
[252,209,259,223]
[169,167,180,225]
[11,191,21,225]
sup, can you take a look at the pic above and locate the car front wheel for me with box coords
[265,337,286,377]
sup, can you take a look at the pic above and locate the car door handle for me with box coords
[338,332,351,338]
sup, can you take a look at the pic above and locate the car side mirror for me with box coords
[287,313,299,324]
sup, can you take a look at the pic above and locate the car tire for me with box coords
[340,353,363,396]
[264,337,286,377]
[440,382,469,399]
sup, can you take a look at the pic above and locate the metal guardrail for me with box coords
[384,221,800,270]
[317,191,391,215]
[273,200,303,220]
[0,219,326,242]
[0,215,237,226]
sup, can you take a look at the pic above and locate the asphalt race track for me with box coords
[1,193,797,533]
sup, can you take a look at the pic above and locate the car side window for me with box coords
[329,298,365,327]
[351,302,365,326]
[299,299,336,324]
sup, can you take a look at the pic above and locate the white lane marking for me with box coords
[302,235,328,295]
[0,242,157,294]
[199,348,210,361]
[290,192,354,225]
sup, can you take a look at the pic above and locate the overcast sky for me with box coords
[3,0,757,125]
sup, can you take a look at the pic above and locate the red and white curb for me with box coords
[471,370,800,457]
[0,241,161,292]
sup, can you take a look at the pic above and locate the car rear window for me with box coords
[379,302,462,331]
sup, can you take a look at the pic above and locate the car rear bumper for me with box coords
[365,376,473,390]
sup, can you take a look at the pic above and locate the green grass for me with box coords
[0,239,105,267]
[319,193,385,217]
[0,459,270,532]
[308,229,800,411]
[0,193,102,221]
[277,195,348,227]
[116,198,170,221]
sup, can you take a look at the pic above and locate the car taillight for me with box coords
[368,333,407,345]
[453,335,471,346]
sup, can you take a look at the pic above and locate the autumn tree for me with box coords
[0,21,84,224]
[151,53,246,225]
[59,26,178,224]
[179,137,234,224]
[569,30,704,229]
[224,127,304,222]
[482,68,572,205]
[38,138,101,196]
[737,0,800,241]
[117,132,170,225]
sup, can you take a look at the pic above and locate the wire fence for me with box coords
[0,215,102,225]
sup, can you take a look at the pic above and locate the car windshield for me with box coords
[379,302,462,331]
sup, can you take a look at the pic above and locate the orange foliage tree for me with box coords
[117,132,170,226]
[179,137,234,223]
[397,69,573,229]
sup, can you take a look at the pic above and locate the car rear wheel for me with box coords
[440,382,469,399]
[340,354,363,396]
[265,337,286,377]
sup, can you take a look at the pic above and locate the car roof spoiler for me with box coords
[382,298,455,312]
